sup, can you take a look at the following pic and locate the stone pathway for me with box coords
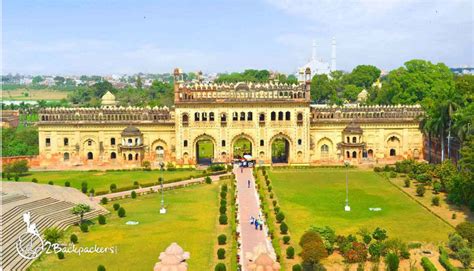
[92,173,230,202]
[235,167,275,270]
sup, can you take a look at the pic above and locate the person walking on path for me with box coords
[255,219,259,230]
[249,216,254,225]
[248,179,251,188]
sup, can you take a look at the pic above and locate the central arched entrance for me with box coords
[195,137,214,165]
[233,138,252,159]
[271,137,290,163]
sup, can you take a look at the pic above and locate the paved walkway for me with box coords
[235,167,275,270]
[92,173,230,203]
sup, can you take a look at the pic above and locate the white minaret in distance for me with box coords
[311,39,317,61]
[331,37,337,72]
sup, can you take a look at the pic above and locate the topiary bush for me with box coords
[432,196,440,206]
[219,214,228,225]
[214,263,226,271]
[110,183,117,192]
[218,234,227,245]
[283,235,291,244]
[280,222,288,234]
[70,233,78,244]
[57,251,65,259]
[48,181,54,185]
[80,223,89,233]
[205,176,212,184]
[64,181,70,187]
[118,207,126,217]
[404,179,410,188]
[32,178,38,183]
[113,203,120,211]
[217,248,226,259]
[97,265,106,271]
[286,246,295,259]
[98,214,106,225]
[416,185,426,197]
[131,191,137,199]
[292,264,302,271]
[220,191,227,199]
[219,205,226,214]
[100,197,108,204]
[276,211,285,223]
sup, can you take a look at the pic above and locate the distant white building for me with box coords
[297,37,336,78]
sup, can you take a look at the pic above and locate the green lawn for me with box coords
[30,183,220,271]
[269,168,453,244]
[9,170,201,192]
[197,140,213,159]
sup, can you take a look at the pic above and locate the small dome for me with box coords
[343,122,363,134]
[101,91,117,107]
[121,126,141,136]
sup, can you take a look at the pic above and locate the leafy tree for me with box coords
[342,84,361,102]
[343,242,368,263]
[346,65,381,88]
[32,76,43,84]
[43,227,63,243]
[71,204,91,224]
[299,230,328,266]
[456,247,473,269]
[416,185,426,197]
[456,222,474,244]
[372,227,388,242]
[118,207,126,217]
[448,233,466,252]
[310,74,335,103]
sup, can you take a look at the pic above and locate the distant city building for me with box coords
[297,38,336,78]
[0,110,20,128]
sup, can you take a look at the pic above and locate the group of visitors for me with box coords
[249,215,263,231]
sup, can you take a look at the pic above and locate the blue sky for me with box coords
[2,0,473,75]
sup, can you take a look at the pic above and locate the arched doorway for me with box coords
[387,135,401,158]
[195,138,214,165]
[233,138,252,159]
[87,152,93,160]
[271,137,290,163]
[156,146,165,161]
[368,149,374,159]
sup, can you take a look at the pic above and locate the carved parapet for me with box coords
[153,243,190,271]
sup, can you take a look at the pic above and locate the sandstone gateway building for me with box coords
[37,68,424,169]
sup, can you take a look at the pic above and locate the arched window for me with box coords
[111,138,116,146]
[202,112,207,121]
[298,139,302,145]
[346,137,350,143]
[259,113,265,122]
[128,138,133,145]
[87,152,93,160]
[390,149,396,156]
[111,152,117,159]
[352,151,357,158]
[221,140,226,147]
[278,112,284,121]
[297,113,303,121]
[247,112,253,121]
[88,140,92,146]
[260,139,264,146]
[321,144,329,154]
[221,113,227,122]
[182,114,189,123]
[233,112,238,121]
[209,112,215,121]
[184,140,188,147]
[352,137,357,143]
[285,111,291,120]
[64,138,69,146]
[63,152,70,161]
[240,112,246,121]
[128,153,133,160]
[271,112,276,121]
[194,112,200,121]
[156,146,164,159]
[346,151,350,158]
[135,153,139,160]
[368,149,374,158]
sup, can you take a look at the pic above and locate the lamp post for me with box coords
[159,161,166,214]
[344,161,351,212]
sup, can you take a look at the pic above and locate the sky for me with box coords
[2,0,473,75]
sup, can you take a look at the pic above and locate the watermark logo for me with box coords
[16,211,117,259]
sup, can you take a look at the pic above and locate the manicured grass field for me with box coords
[10,170,201,192]
[30,183,220,270]
[269,168,453,244]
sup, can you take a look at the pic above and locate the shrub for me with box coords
[456,247,473,269]
[292,264,302,271]
[283,235,291,244]
[372,227,388,242]
[280,222,288,234]
[219,205,226,214]
[205,176,212,184]
[369,242,382,260]
[272,200,277,206]
[220,199,227,207]
[80,223,89,233]
[420,257,437,271]
[286,246,295,259]
[218,234,227,245]
[452,213,457,219]
[217,248,226,259]
[110,183,117,192]
[404,179,410,188]
[276,211,285,223]
[455,222,474,244]
[48,181,54,185]
[97,265,106,271]
[416,185,426,197]
[32,178,38,183]
[57,251,65,259]
[118,207,126,217]
[14,174,19,181]
[219,214,228,225]
[70,233,78,244]
[214,263,226,271]
[433,181,442,194]
[432,196,440,206]
[133,181,139,186]
[98,214,106,225]
[448,233,466,252]
[43,227,63,243]
[100,197,108,205]
[81,182,88,193]
[438,246,458,271]
[131,191,137,199]
[384,253,399,271]
[113,203,120,211]
[95,190,108,196]
[299,230,328,264]
[220,191,227,199]
[389,171,397,178]
[89,188,95,195]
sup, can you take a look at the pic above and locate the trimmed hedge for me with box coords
[95,190,108,196]
[420,257,437,271]
[439,247,459,271]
